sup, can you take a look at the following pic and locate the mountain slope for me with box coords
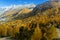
[0,4,35,21]
[12,1,53,20]
[1,0,60,21]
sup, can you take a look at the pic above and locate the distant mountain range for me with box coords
[0,4,35,16]
[0,8,8,15]
[0,0,60,21]
[0,4,35,21]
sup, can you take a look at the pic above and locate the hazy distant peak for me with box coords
[1,4,36,9]
[0,4,36,16]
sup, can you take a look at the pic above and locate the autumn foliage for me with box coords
[0,7,59,40]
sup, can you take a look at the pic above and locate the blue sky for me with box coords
[0,0,49,7]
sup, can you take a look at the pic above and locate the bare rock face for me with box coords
[32,1,52,13]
